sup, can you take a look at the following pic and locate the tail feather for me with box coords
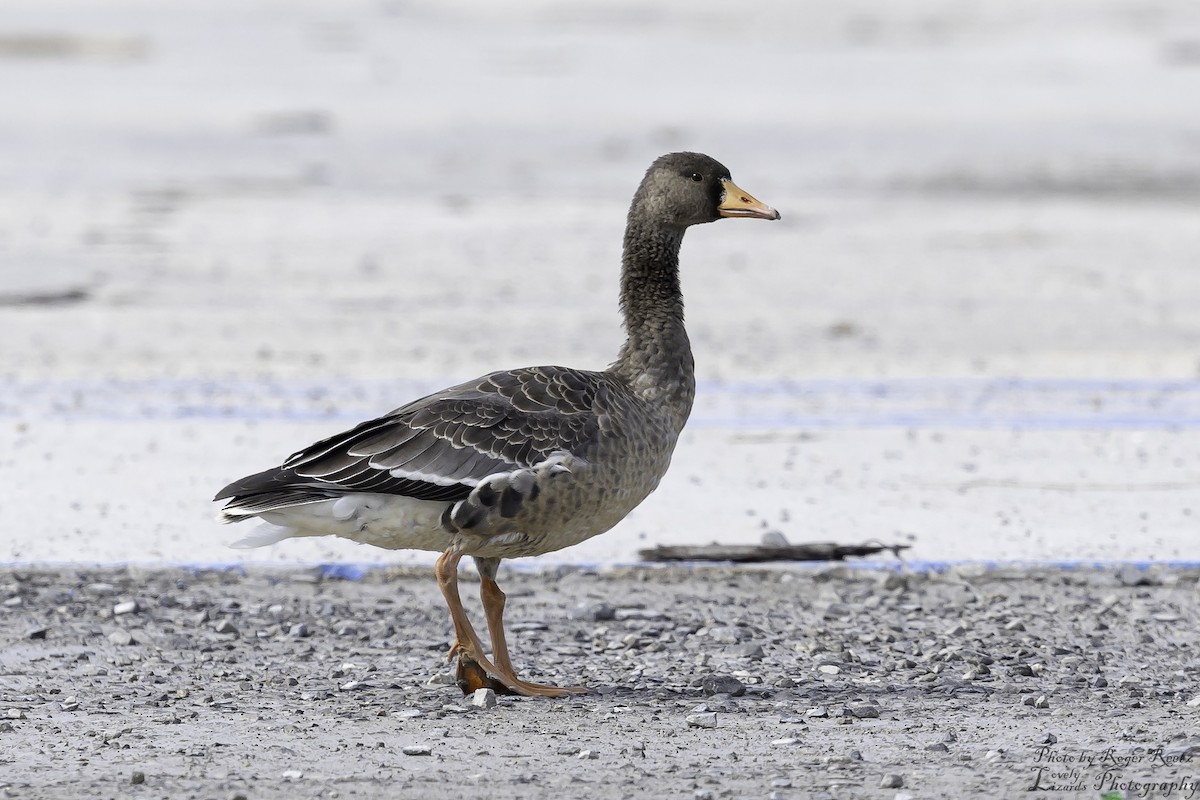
[217,490,336,522]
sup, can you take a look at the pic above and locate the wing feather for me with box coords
[215,366,609,514]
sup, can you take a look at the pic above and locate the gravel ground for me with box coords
[3,563,1198,799]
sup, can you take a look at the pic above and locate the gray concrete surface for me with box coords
[2,1,1199,565]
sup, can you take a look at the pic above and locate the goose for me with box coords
[214,152,780,697]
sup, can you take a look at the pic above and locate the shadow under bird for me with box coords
[214,152,780,697]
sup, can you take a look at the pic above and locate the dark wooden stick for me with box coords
[638,541,910,563]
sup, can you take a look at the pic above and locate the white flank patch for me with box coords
[228,523,297,549]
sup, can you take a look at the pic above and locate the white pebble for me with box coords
[471,688,497,709]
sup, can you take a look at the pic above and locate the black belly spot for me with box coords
[499,487,523,518]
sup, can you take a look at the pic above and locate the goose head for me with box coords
[630,152,781,229]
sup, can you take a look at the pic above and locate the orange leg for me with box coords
[434,550,510,693]
[478,573,586,697]
[434,550,586,697]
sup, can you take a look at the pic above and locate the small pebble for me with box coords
[113,600,140,616]
[108,629,134,646]
[706,626,749,644]
[130,771,145,785]
[614,607,668,621]
[568,602,615,621]
[805,707,827,718]
[288,623,311,638]
[701,675,746,697]
[576,749,599,759]
[732,643,765,660]
[402,745,432,756]
[686,712,718,729]
[880,773,904,789]
[848,704,881,719]
[1116,564,1157,587]
[25,626,48,640]
[822,602,851,619]
[281,769,303,779]
[213,619,239,635]
[471,688,497,709]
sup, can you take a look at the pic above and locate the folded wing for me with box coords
[215,367,607,516]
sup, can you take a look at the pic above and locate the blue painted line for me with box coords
[687,416,1200,430]
[5,559,1198,577]
[6,377,1200,429]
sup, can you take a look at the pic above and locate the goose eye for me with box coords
[689,173,703,183]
